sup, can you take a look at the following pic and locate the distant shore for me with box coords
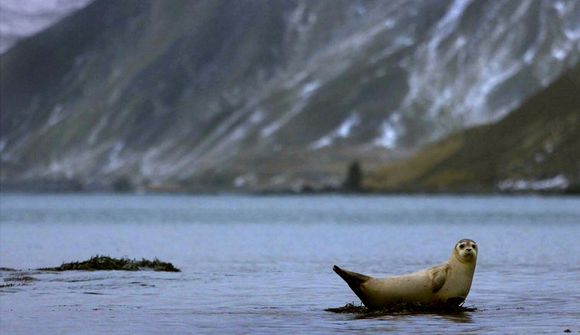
[1,181,578,196]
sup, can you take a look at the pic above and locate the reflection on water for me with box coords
[438,312,473,324]
[326,301,475,323]
[357,312,474,324]
[1,194,579,334]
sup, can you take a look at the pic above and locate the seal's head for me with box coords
[453,239,478,264]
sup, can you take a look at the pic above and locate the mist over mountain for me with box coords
[1,0,579,191]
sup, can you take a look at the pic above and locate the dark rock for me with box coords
[343,161,364,192]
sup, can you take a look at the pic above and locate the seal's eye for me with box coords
[459,244,465,249]
[472,245,477,249]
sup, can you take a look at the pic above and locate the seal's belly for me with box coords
[361,275,436,307]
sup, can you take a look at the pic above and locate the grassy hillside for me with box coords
[367,63,580,193]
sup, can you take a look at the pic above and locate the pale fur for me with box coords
[336,239,477,309]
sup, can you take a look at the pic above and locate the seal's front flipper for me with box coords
[445,297,465,306]
[429,264,449,293]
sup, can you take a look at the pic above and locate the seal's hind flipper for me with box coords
[333,265,372,305]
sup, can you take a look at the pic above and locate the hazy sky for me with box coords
[0,0,92,53]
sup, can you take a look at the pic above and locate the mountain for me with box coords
[1,0,579,191]
[367,63,580,193]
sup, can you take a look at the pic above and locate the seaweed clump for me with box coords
[40,256,180,272]
[326,302,476,316]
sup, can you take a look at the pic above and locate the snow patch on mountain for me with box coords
[498,175,570,191]
[310,113,361,149]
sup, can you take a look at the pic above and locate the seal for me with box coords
[333,239,477,309]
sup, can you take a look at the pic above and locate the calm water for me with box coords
[1,194,579,334]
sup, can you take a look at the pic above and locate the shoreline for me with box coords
[1,188,578,197]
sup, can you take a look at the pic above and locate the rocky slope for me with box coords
[367,63,580,193]
[1,0,579,191]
